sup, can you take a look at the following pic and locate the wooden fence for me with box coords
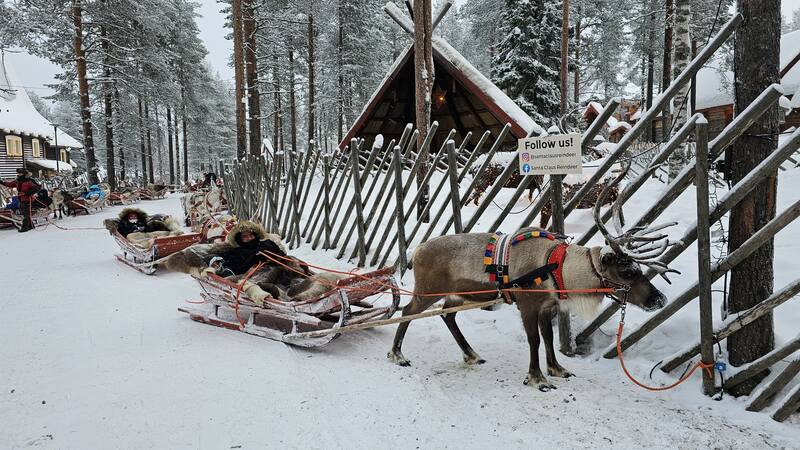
[221,13,800,421]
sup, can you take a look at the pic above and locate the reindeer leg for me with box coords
[519,301,555,391]
[440,296,485,365]
[539,306,574,379]
[388,295,439,367]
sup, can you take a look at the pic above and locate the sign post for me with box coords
[518,133,582,355]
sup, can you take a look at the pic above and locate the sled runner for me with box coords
[113,231,202,275]
[179,267,401,347]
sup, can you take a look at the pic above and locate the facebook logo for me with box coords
[522,164,531,173]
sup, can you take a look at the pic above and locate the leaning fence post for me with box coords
[351,139,367,266]
[548,171,573,356]
[446,140,463,233]
[694,117,715,396]
[393,145,408,274]
[323,155,333,249]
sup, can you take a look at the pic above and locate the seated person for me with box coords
[82,184,105,201]
[4,196,19,211]
[104,208,183,248]
[211,221,287,276]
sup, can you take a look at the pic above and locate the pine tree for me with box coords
[491,0,561,126]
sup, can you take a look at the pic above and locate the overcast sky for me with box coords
[6,0,800,101]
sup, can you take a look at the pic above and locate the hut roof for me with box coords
[340,36,544,151]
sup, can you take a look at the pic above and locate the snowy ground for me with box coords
[1,165,799,448]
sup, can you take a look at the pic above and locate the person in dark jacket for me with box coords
[213,220,287,276]
[104,207,178,237]
[2,168,41,232]
[202,172,218,189]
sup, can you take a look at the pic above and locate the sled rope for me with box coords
[257,250,615,298]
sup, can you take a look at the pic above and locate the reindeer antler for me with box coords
[592,157,680,283]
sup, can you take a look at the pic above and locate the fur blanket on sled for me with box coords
[104,207,183,249]
[164,220,345,305]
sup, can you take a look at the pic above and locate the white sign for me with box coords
[518,133,582,175]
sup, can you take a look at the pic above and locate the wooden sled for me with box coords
[110,191,140,205]
[179,267,401,347]
[113,231,202,275]
[139,187,168,200]
[66,196,105,216]
[0,207,52,229]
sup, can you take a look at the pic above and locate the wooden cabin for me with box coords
[340,35,544,152]
[0,53,82,180]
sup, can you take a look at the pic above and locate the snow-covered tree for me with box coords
[491,0,561,126]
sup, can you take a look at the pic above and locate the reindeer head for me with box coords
[592,161,679,312]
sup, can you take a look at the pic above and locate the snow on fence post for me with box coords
[287,152,303,248]
[393,144,409,275]
[296,151,320,224]
[446,140,463,233]
[563,15,741,218]
[746,358,800,413]
[771,373,800,422]
[661,277,800,373]
[694,117,715,396]
[459,131,490,182]
[350,139,368,266]
[602,199,800,359]
[462,151,519,233]
[724,335,800,392]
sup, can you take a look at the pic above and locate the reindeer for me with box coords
[388,163,678,391]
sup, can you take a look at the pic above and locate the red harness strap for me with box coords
[547,243,570,300]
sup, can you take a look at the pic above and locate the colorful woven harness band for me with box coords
[485,230,567,287]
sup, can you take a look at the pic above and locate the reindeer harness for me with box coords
[484,231,565,292]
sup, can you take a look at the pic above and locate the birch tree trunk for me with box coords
[668,0,691,179]
[72,0,99,184]
[174,111,180,186]
[114,87,125,180]
[414,0,434,221]
[726,0,780,396]
[232,0,247,158]
[243,0,261,156]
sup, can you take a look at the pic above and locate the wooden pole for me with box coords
[746,358,800,412]
[322,155,333,249]
[446,140,463,233]
[694,117,715,396]
[724,334,800,391]
[393,145,409,274]
[772,382,800,422]
[351,139,367,266]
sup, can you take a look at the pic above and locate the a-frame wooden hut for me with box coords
[340,35,544,152]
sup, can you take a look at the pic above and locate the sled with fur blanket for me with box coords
[113,231,202,274]
[179,267,401,347]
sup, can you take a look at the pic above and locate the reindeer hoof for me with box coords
[463,354,486,365]
[387,351,411,367]
[538,383,557,392]
[547,366,574,378]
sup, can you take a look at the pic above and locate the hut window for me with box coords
[32,138,41,157]
[59,149,67,163]
[5,135,23,157]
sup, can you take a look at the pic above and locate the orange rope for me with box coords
[232,261,266,328]
[615,321,715,391]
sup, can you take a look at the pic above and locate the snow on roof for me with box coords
[0,52,83,149]
[27,158,73,173]
[609,121,632,133]
[781,30,800,93]
[630,108,643,121]
[432,36,545,137]
[583,101,621,128]
[694,58,733,110]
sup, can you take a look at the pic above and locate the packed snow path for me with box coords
[0,195,798,449]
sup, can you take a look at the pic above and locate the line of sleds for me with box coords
[108,197,402,348]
